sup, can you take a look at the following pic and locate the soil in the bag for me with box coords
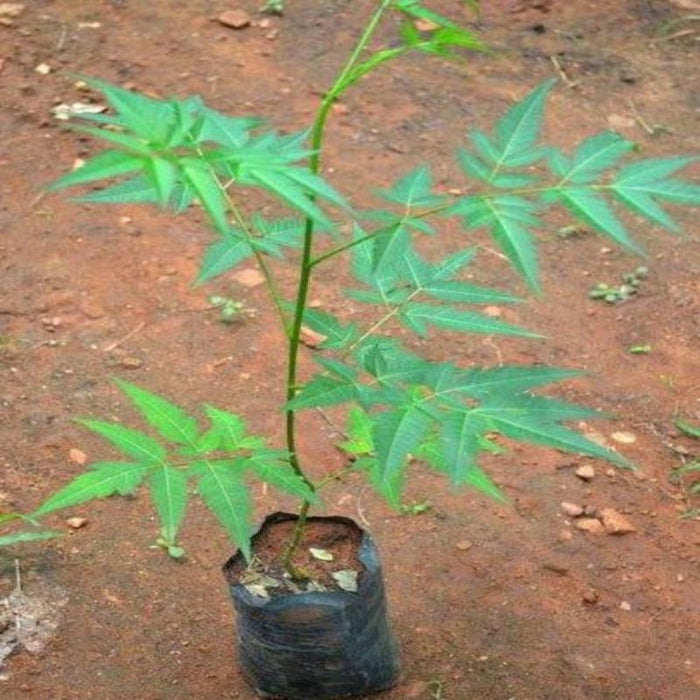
[226,518,364,596]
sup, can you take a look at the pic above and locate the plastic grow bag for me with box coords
[222,512,400,699]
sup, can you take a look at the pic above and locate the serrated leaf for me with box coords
[114,380,199,446]
[247,455,316,501]
[555,187,642,253]
[48,150,143,191]
[676,420,700,439]
[196,230,253,284]
[199,406,262,452]
[73,176,159,205]
[197,107,260,149]
[340,407,375,455]
[63,123,153,156]
[611,187,680,232]
[480,394,602,422]
[288,375,360,410]
[0,531,62,547]
[423,280,521,305]
[378,166,446,209]
[402,303,541,338]
[33,462,148,517]
[440,411,484,484]
[492,79,556,172]
[614,156,697,185]
[147,157,178,207]
[196,463,252,560]
[77,419,167,462]
[149,465,188,545]
[372,405,433,507]
[182,162,228,233]
[561,131,635,185]
[302,309,358,349]
[453,365,583,398]
[477,408,631,468]
[85,78,176,144]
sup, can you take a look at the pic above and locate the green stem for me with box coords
[282,0,394,576]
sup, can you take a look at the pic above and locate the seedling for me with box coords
[208,295,249,324]
[3,3,698,578]
[260,0,284,15]
[669,420,700,520]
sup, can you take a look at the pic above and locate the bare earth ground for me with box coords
[1,1,699,698]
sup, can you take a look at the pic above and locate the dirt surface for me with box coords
[225,514,364,592]
[1,1,699,698]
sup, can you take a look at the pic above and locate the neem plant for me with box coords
[8,4,699,570]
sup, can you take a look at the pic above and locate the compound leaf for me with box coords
[77,419,167,462]
[48,150,143,191]
[196,230,253,284]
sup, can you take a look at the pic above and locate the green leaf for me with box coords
[378,166,446,209]
[197,107,260,149]
[85,78,176,143]
[195,462,252,560]
[372,404,433,507]
[33,462,148,517]
[439,411,485,485]
[114,380,199,446]
[149,465,188,546]
[614,156,697,185]
[480,394,602,422]
[451,195,541,290]
[73,176,159,205]
[196,230,253,284]
[611,186,680,232]
[423,279,521,305]
[492,79,556,172]
[77,419,167,462]
[477,408,631,468]
[247,454,316,501]
[48,150,143,191]
[288,375,360,410]
[147,157,178,207]
[0,531,62,547]
[302,309,358,349]
[340,407,375,455]
[199,406,263,452]
[554,187,642,253]
[63,123,153,156]
[454,365,583,398]
[182,162,228,233]
[402,303,541,338]
[676,420,700,439]
[559,132,635,185]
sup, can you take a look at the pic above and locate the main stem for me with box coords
[282,0,393,577]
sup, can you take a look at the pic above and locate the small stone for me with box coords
[611,431,636,444]
[455,539,473,551]
[561,502,584,517]
[483,305,503,318]
[600,508,636,535]
[79,302,105,320]
[676,573,684,582]
[558,528,574,542]
[34,62,52,75]
[575,464,595,481]
[619,600,632,611]
[300,325,327,348]
[574,517,605,536]
[0,4,26,19]
[120,356,143,369]
[308,299,323,308]
[414,17,439,31]
[217,9,251,29]
[607,113,636,130]
[69,448,87,465]
[582,588,599,604]
[66,517,87,529]
[231,268,264,287]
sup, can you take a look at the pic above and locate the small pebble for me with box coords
[582,588,599,604]
[600,508,636,535]
[66,517,87,529]
[455,539,473,551]
[574,517,605,536]
[120,356,143,369]
[561,502,584,517]
[575,464,595,481]
[69,448,87,465]
[217,9,251,29]
[611,431,636,444]
[619,601,632,611]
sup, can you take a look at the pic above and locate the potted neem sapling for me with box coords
[7,2,699,698]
